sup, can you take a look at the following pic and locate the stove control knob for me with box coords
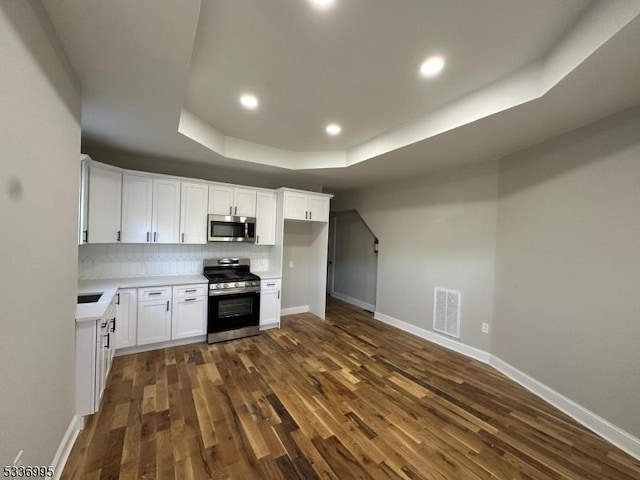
[234,282,240,288]
[223,283,228,288]
[211,284,217,289]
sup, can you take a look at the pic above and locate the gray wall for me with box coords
[281,222,312,310]
[0,0,81,467]
[332,210,377,308]
[494,107,640,438]
[333,163,499,352]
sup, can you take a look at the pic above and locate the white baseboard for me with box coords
[281,305,309,316]
[330,291,375,312]
[49,415,82,480]
[115,335,206,356]
[260,322,280,331]
[372,310,640,460]
[489,355,640,460]
[373,311,491,363]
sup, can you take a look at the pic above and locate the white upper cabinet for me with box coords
[209,184,257,217]
[208,184,234,215]
[152,178,181,244]
[283,191,309,221]
[283,190,331,222]
[255,191,276,245]
[234,188,257,217]
[308,194,330,222]
[121,173,153,243]
[78,156,89,244]
[87,162,122,243]
[180,181,208,244]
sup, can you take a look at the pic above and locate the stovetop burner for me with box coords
[203,258,261,290]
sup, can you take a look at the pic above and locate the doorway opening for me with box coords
[327,209,378,312]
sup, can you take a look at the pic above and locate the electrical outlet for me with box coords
[288,260,294,268]
[481,323,489,334]
[13,450,23,467]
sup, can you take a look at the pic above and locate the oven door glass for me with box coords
[208,291,260,333]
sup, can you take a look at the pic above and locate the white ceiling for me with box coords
[185,0,590,151]
[42,0,640,190]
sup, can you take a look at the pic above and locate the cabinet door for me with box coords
[137,299,172,345]
[234,188,257,217]
[208,185,234,215]
[87,163,122,243]
[78,158,89,244]
[308,194,330,222]
[260,280,281,328]
[121,173,153,243]
[152,178,181,244]
[283,191,309,221]
[115,289,137,349]
[95,319,110,410]
[172,296,206,340]
[255,191,276,245]
[180,182,208,244]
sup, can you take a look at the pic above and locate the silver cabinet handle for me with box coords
[185,298,197,302]
[310,211,312,220]
[166,300,170,311]
[267,283,275,286]
[181,233,185,243]
[305,211,308,220]
[146,232,150,242]
[83,230,88,243]
[256,235,260,244]
[116,293,120,305]
[185,289,197,293]
[234,206,237,215]
[278,290,280,299]
[117,230,121,242]
[153,232,157,242]
[149,292,163,296]
[229,206,232,215]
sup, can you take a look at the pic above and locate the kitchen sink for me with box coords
[77,293,103,304]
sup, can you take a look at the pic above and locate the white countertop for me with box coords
[76,274,208,323]
[253,271,281,280]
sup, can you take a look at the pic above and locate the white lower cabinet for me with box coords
[76,296,117,417]
[172,285,207,339]
[137,293,172,346]
[260,279,281,329]
[135,283,208,346]
[115,288,137,348]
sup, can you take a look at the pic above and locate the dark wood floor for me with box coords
[62,297,640,479]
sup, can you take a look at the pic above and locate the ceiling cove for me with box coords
[178,0,639,170]
[41,0,640,187]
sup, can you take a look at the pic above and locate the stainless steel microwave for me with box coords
[207,215,256,242]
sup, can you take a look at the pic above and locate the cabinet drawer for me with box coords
[260,279,281,291]
[173,284,208,299]
[138,286,171,301]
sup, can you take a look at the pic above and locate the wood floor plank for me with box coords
[62,297,640,480]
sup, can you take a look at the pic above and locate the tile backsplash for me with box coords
[78,243,271,279]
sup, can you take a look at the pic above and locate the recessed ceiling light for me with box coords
[326,124,341,136]
[310,0,335,9]
[420,56,445,78]
[239,94,258,109]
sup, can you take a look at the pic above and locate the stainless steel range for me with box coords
[204,258,261,344]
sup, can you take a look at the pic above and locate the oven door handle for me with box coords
[209,287,260,296]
